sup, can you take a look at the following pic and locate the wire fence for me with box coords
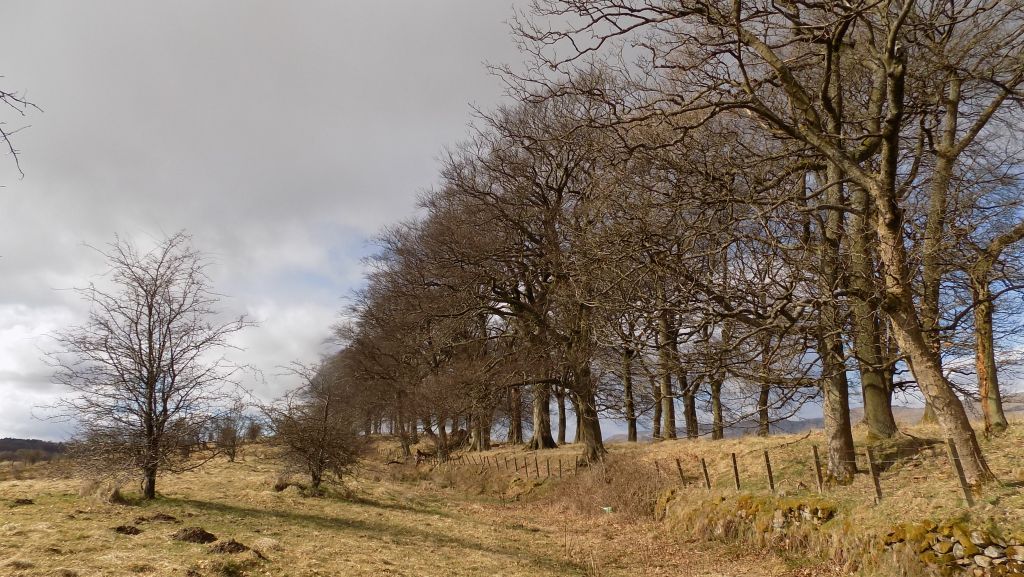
[374,437,991,508]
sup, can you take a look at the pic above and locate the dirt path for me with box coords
[0,456,801,577]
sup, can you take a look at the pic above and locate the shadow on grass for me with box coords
[343,493,454,518]
[161,496,582,575]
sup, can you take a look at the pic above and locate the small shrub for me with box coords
[272,476,290,492]
[78,478,101,497]
[106,486,131,505]
[78,479,131,504]
[548,455,672,521]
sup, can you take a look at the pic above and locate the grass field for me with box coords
[0,446,800,577]
[4,415,1021,577]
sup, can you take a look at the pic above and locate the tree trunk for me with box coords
[657,308,677,439]
[972,278,1009,435]
[555,387,567,445]
[143,465,157,500]
[527,383,557,449]
[679,372,698,439]
[573,402,581,444]
[397,407,412,457]
[849,46,985,476]
[650,374,662,440]
[814,166,858,483]
[437,415,449,460]
[757,383,770,437]
[867,181,993,484]
[757,330,771,438]
[819,331,857,484]
[471,412,492,451]
[574,364,605,462]
[710,375,724,440]
[920,400,938,424]
[622,349,637,442]
[469,415,480,451]
[849,185,899,439]
[142,406,159,499]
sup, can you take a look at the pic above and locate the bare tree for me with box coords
[264,361,365,490]
[1,82,39,177]
[50,232,251,499]
[213,400,250,463]
[511,0,1024,486]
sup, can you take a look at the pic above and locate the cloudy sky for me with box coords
[0,1,524,440]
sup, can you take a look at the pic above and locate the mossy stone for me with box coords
[655,488,678,521]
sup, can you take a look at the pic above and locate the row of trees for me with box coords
[330,0,1024,487]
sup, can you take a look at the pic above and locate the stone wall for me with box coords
[658,489,1024,576]
[884,521,1024,576]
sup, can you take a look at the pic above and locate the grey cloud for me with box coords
[0,0,523,438]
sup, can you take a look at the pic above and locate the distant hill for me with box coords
[0,438,65,462]
[605,398,1024,443]
[605,417,824,443]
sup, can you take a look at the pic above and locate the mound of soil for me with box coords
[11,498,34,506]
[134,512,178,524]
[171,527,217,544]
[113,525,141,535]
[209,539,249,554]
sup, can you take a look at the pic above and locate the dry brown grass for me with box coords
[398,415,1024,575]
[544,454,675,521]
[0,443,797,577]
[624,416,1024,535]
[6,415,1017,577]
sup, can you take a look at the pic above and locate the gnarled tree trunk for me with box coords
[526,383,557,450]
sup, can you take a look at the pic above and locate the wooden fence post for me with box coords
[700,457,711,491]
[811,445,824,494]
[575,456,580,474]
[945,438,975,507]
[655,460,661,476]
[763,450,775,493]
[558,458,563,478]
[534,455,540,479]
[865,446,883,504]
[546,458,551,478]
[731,453,741,491]
[675,458,685,483]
